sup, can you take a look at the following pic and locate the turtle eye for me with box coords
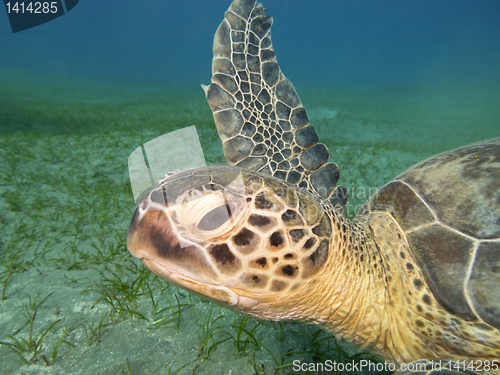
[198,204,233,231]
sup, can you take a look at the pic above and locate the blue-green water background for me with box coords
[2,0,500,89]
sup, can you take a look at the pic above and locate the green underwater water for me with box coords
[0,71,499,374]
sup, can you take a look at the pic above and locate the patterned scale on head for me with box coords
[127,0,500,373]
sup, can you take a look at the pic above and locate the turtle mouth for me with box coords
[127,202,224,285]
[141,257,259,309]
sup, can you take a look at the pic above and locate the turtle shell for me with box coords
[363,138,500,328]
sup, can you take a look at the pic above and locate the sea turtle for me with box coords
[127,0,500,371]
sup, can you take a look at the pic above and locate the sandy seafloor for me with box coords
[0,70,499,375]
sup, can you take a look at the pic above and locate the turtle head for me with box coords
[127,165,332,317]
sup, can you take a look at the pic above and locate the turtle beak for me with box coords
[126,198,221,284]
[127,203,170,262]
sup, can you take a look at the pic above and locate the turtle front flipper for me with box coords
[203,0,347,208]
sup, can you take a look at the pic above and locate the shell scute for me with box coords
[468,241,500,329]
[400,140,500,239]
[406,224,476,321]
[367,180,435,231]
